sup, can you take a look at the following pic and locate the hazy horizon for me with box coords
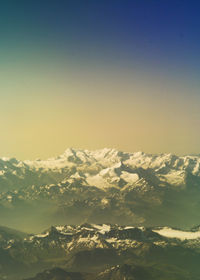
[1,146,200,162]
[2,2,200,280]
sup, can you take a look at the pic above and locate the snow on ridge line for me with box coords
[91,224,111,234]
[1,148,200,167]
[153,227,200,240]
[35,232,49,238]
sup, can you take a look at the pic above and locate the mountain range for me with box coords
[1,148,200,279]
[1,148,200,232]
[1,223,200,279]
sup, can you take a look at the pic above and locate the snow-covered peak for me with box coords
[1,148,200,194]
[25,224,200,249]
[1,148,200,174]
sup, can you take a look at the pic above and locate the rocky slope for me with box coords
[1,223,200,279]
[1,148,200,231]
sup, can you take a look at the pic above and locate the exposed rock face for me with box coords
[1,149,200,231]
[1,223,200,280]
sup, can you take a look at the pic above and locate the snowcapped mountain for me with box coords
[1,147,200,190]
[1,148,200,232]
[1,148,200,189]
[1,223,200,280]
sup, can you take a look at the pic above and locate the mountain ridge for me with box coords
[1,148,200,232]
[1,223,200,280]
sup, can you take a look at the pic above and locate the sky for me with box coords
[1,0,200,159]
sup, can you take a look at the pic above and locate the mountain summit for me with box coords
[0,149,200,232]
